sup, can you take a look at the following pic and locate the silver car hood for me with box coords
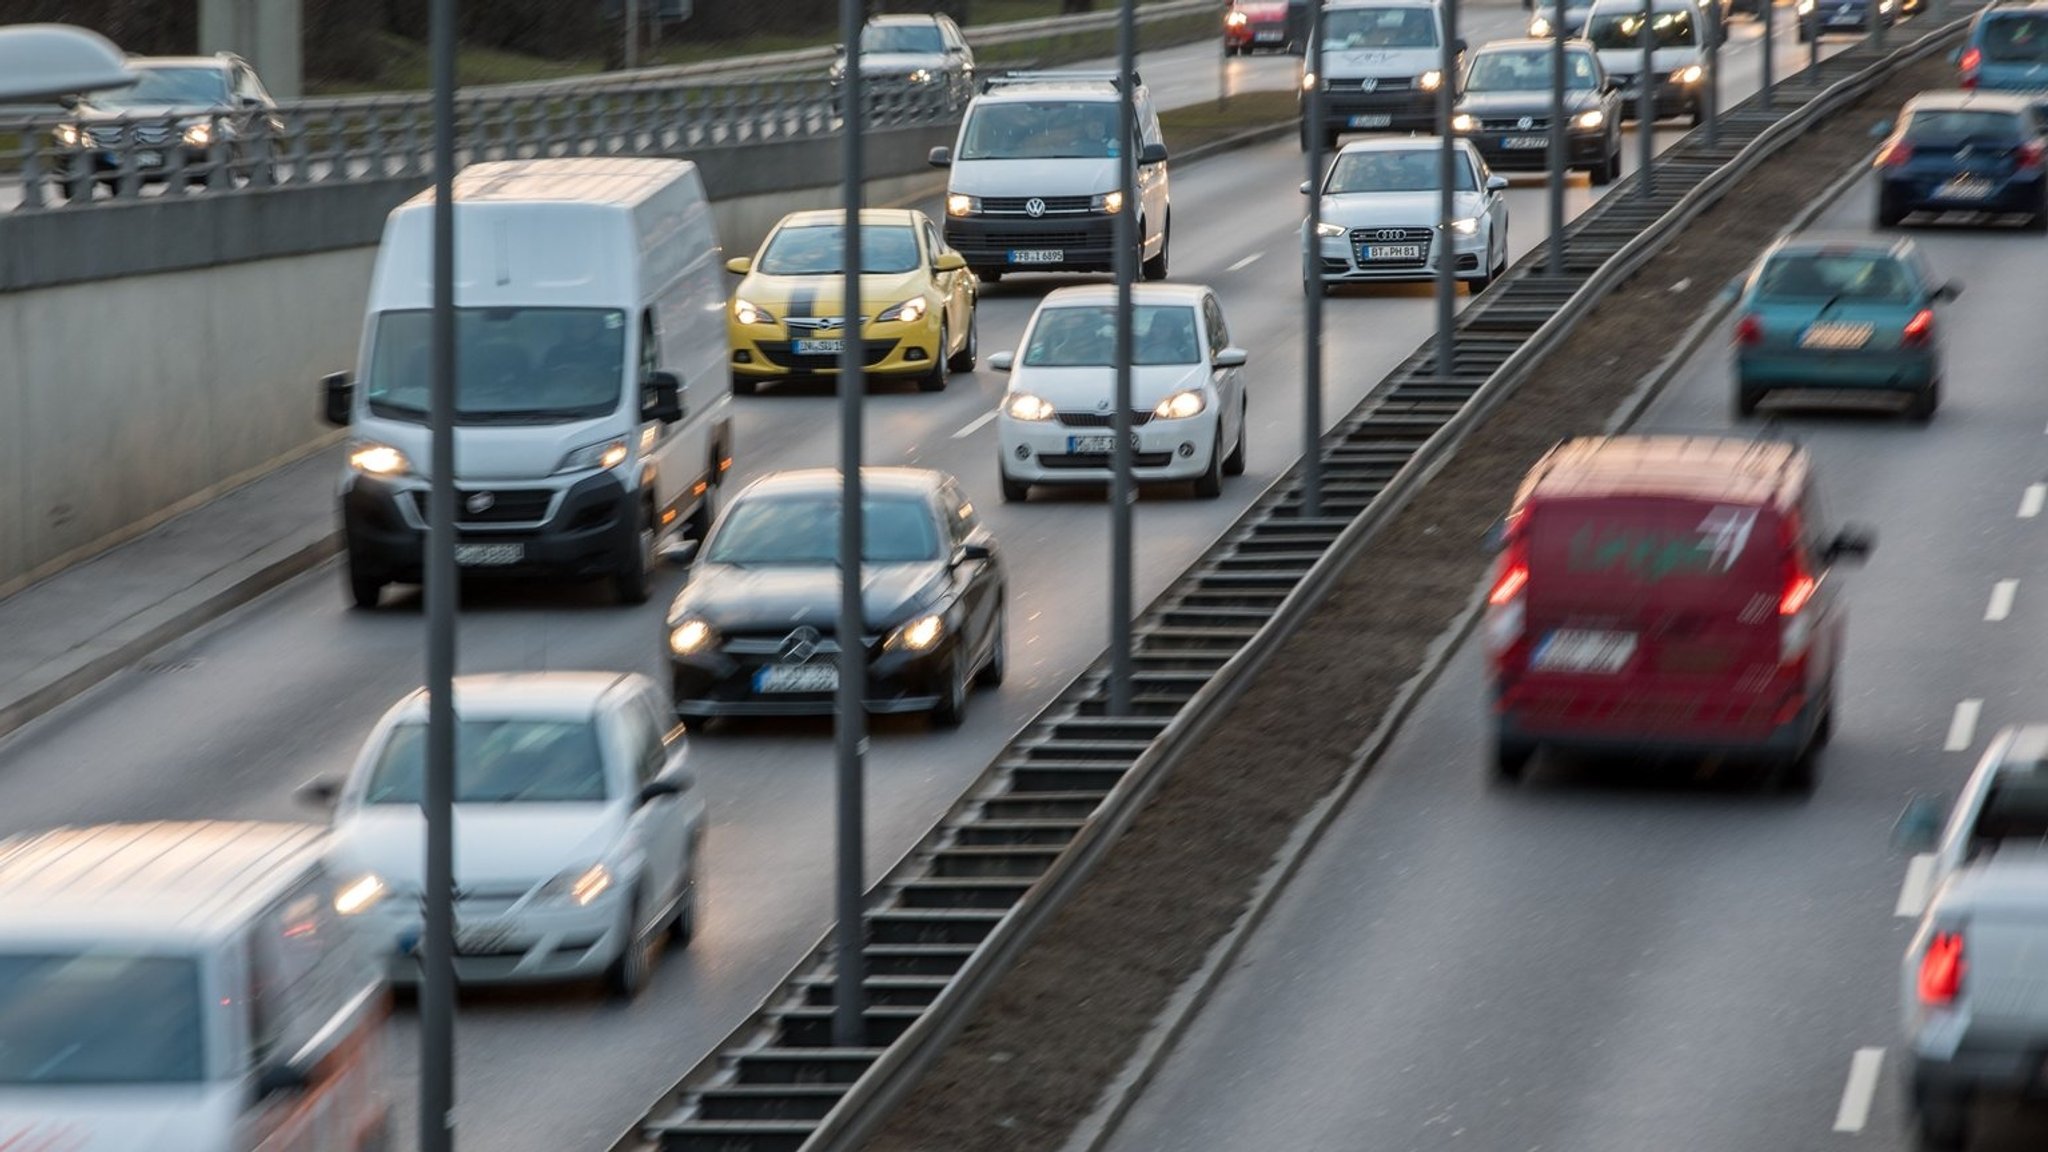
[1318,189,1486,229]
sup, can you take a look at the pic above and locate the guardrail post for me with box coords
[18,136,46,210]
[206,116,231,192]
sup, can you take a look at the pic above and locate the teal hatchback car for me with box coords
[1732,236,1961,422]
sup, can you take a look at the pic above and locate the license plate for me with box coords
[1362,244,1423,261]
[1531,629,1637,674]
[455,542,524,567]
[1347,114,1393,129]
[1009,248,1063,264]
[1935,175,1994,200]
[1066,432,1139,454]
[1501,135,1547,149]
[136,150,162,167]
[1255,29,1284,40]
[1799,322,1874,350]
[755,663,839,693]
[793,338,844,355]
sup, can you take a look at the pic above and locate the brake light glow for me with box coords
[1902,308,1935,347]
[1779,575,1817,617]
[1960,46,1982,87]
[2020,140,2048,171]
[1877,140,1913,167]
[1483,535,1530,661]
[1489,564,1528,606]
[1918,931,1965,1006]
[1735,313,1764,346]
[1779,548,1817,665]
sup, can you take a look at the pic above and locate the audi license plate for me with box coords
[1501,135,1547,149]
[756,664,838,693]
[455,543,523,567]
[1799,322,1874,350]
[793,338,843,355]
[1532,629,1637,674]
[1362,244,1423,262]
[1347,114,1393,129]
[1936,175,1994,200]
[136,150,163,167]
[1255,29,1284,40]
[1009,248,1063,264]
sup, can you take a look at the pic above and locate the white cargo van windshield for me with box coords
[959,100,1123,160]
[1322,8,1440,49]
[366,306,627,424]
[0,952,204,1084]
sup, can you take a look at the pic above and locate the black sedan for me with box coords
[665,468,1005,727]
[1451,39,1624,185]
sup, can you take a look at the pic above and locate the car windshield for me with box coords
[1468,48,1600,90]
[1021,304,1202,366]
[0,953,203,1085]
[1585,8,1697,49]
[1755,252,1915,303]
[365,719,609,804]
[1969,779,2048,857]
[88,66,232,110]
[1325,148,1478,193]
[1321,7,1440,49]
[862,24,947,54]
[958,100,1124,161]
[1904,109,2024,144]
[706,492,941,565]
[758,225,921,275]
[366,307,625,425]
[1982,14,2048,62]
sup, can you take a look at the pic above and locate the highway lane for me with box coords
[1102,164,2048,1150]
[0,16,1855,1152]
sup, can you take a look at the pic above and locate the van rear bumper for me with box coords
[1495,689,1819,761]
[341,472,635,583]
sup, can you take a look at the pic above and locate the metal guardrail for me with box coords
[0,0,1214,213]
[609,12,1977,1152]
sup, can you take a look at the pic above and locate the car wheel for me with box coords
[1875,190,1905,229]
[919,321,950,392]
[1493,738,1534,783]
[999,465,1030,504]
[1814,696,1835,748]
[614,509,654,605]
[1913,1091,1970,1151]
[1192,429,1225,499]
[1735,385,1762,419]
[931,651,970,728]
[1689,102,1704,128]
[947,305,978,371]
[604,891,658,1001]
[1591,140,1618,186]
[667,866,697,947]
[1222,399,1247,476]
[1142,213,1171,281]
[1777,746,1819,794]
[730,372,757,397]
[977,604,1007,688]
[1907,378,1940,423]
[973,266,1003,283]
[2029,197,2048,233]
[346,550,384,610]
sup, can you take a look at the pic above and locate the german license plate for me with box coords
[1347,114,1393,128]
[756,663,838,693]
[136,150,162,167]
[1799,322,1874,350]
[793,338,843,355]
[1363,244,1423,261]
[1009,248,1063,264]
[1532,629,1637,673]
[1936,175,1993,199]
[1255,29,1284,40]
[455,542,523,566]
[1501,135,1547,149]
[1067,433,1138,454]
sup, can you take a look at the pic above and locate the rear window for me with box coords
[1970,777,2048,856]
[1754,252,1915,303]
[0,953,203,1084]
[1526,498,1780,595]
[1904,108,2025,143]
[1980,13,2048,63]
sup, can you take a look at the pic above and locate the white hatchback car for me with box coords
[307,672,705,1000]
[1303,136,1510,293]
[990,283,1249,502]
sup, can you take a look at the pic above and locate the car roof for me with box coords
[869,13,947,25]
[1587,0,1696,12]
[0,822,327,946]
[387,671,645,723]
[1326,0,1442,10]
[772,208,925,230]
[1477,37,1594,52]
[1517,435,1806,510]
[1904,89,2034,113]
[739,467,950,501]
[976,81,1120,102]
[127,55,235,71]
[1334,135,1466,154]
[1766,231,1917,261]
[1035,283,1212,307]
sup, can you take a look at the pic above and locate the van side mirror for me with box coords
[644,371,684,424]
[1212,347,1249,369]
[636,779,682,806]
[1932,281,1962,303]
[1893,792,1949,855]
[928,145,953,167]
[1299,180,1313,195]
[934,251,967,272]
[322,372,353,427]
[1824,525,1876,565]
[988,350,1014,371]
[257,1062,310,1096]
[725,256,753,275]
[295,776,342,810]
[953,542,992,567]
[1139,141,1169,164]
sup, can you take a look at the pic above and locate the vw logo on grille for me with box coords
[1517,116,1533,130]
[465,491,495,514]
[1371,228,1406,242]
[1359,77,1378,92]
[1096,398,1111,411]
[780,626,822,664]
[1025,197,1047,217]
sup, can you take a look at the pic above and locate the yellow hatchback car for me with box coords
[727,208,979,395]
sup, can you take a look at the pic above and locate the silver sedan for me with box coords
[1301,137,1511,295]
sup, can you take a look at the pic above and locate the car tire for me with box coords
[1193,429,1225,499]
[1875,191,1906,229]
[1778,746,1819,794]
[1493,738,1534,783]
[1907,379,1940,423]
[973,267,1003,283]
[668,869,697,947]
[2029,198,2048,233]
[730,372,757,397]
[919,321,950,392]
[977,605,1007,688]
[931,651,970,728]
[1591,140,1618,186]
[346,551,384,610]
[614,510,654,605]
[999,467,1030,504]
[947,306,978,371]
[1913,1092,1970,1151]
[1222,400,1247,476]
[605,891,658,1001]
[1735,386,1763,418]
[1142,213,1171,281]
[1689,102,1704,128]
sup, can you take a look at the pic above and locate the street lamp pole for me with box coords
[1547,0,1567,276]
[1109,0,1138,716]
[1636,0,1656,199]
[1434,0,1459,379]
[1303,2,1325,518]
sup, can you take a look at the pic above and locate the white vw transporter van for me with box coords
[323,158,734,608]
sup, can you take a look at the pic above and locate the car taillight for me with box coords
[2017,140,2046,170]
[1735,313,1765,347]
[1902,308,1935,347]
[1918,931,1966,1007]
[1483,538,1529,658]
[1960,46,1982,87]
[1779,552,1816,665]
[1877,141,1913,167]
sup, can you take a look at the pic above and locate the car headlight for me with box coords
[333,873,386,916]
[1451,112,1478,133]
[829,61,846,81]
[669,618,717,656]
[1674,64,1704,84]
[53,123,83,147]
[1418,70,1444,91]
[1576,109,1606,129]
[877,297,930,324]
[1227,10,1250,26]
[886,613,945,652]
[1004,392,1057,421]
[1153,389,1208,420]
[1449,217,1480,236]
[947,193,980,217]
[348,441,410,477]
[1796,0,1814,12]
[182,121,213,147]
[1301,71,1320,91]
[1314,220,1348,237]
[908,68,934,84]
[537,863,614,906]
[1530,14,1554,34]
[1093,189,1125,214]
[556,438,629,475]
[733,297,776,326]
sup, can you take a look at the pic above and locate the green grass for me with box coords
[1159,90,1300,153]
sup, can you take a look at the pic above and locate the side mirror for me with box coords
[1868,118,1894,140]
[1454,37,1469,55]
[295,776,342,810]
[1824,524,1876,565]
[322,371,353,427]
[1212,347,1249,368]
[1949,47,1962,64]
[1932,281,1962,303]
[934,251,968,272]
[1482,518,1507,554]
[725,256,753,275]
[659,537,701,567]
[1486,174,1509,191]
[1139,141,1169,164]
[644,371,684,424]
[1717,273,1744,304]
[928,145,953,167]
[988,350,1014,372]
[238,94,263,108]
[1892,793,1950,855]
[636,779,683,806]
[954,541,993,566]
[1299,179,1313,195]
[257,1062,310,1097]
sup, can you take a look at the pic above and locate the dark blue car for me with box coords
[1797,0,1896,42]
[1874,91,2048,229]
[1958,3,2048,110]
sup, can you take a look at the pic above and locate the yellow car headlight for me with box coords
[538,863,614,906]
[887,613,945,652]
[1315,220,1348,238]
[1449,217,1480,236]
[348,442,410,477]
[54,123,83,147]
[1004,392,1057,421]
[669,618,716,656]
[876,297,929,324]
[1530,14,1554,35]
[733,297,776,326]
[1153,389,1207,420]
[1226,11,1250,27]
[182,121,213,147]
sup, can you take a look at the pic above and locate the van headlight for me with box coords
[1450,112,1478,133]
[947,193,981,217]
[556,438,629,475]
[333,873,387,916]
[182,121,213,147]
[886,613,945,652]
[1674,64,1704,85]
[877,297,929,323]
[1418,70,1444,91]
[669,617,717,656]
[733,298,776,326]
[1004,392,1057,421]
[348,441,411,477]
[1575,109,1606,129]
[1315,220,1348,237]
[537,863,614,906]
[1093,189,1124,214]
[1153,389,1207,420]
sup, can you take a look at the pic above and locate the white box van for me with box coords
[0,822,389,1152]
[1302,0,1464,149]
[323,158,735,608]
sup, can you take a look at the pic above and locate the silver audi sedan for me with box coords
[1301,136,1511,295]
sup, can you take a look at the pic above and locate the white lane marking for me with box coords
[1896,853,1938,918]
[1832,1048,1886,1132]
[1987,579,2019,622]
[1227,251,1264,272]
[2023,484,2046,519]
[1945,700,1983,753]
[952,409,998,439]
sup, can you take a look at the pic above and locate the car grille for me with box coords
[1349,226,1433,244]
[1057,410,1155,428]
[1329,76,1413,93]
[784,316,870,332]
[1477,116,1552,132]
[980,195,1096,216]
[722,634,847,656]
[409,488,554,524]
[1038,452,1175,469]
[755,339,897,369]
[965,228,1102,248]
